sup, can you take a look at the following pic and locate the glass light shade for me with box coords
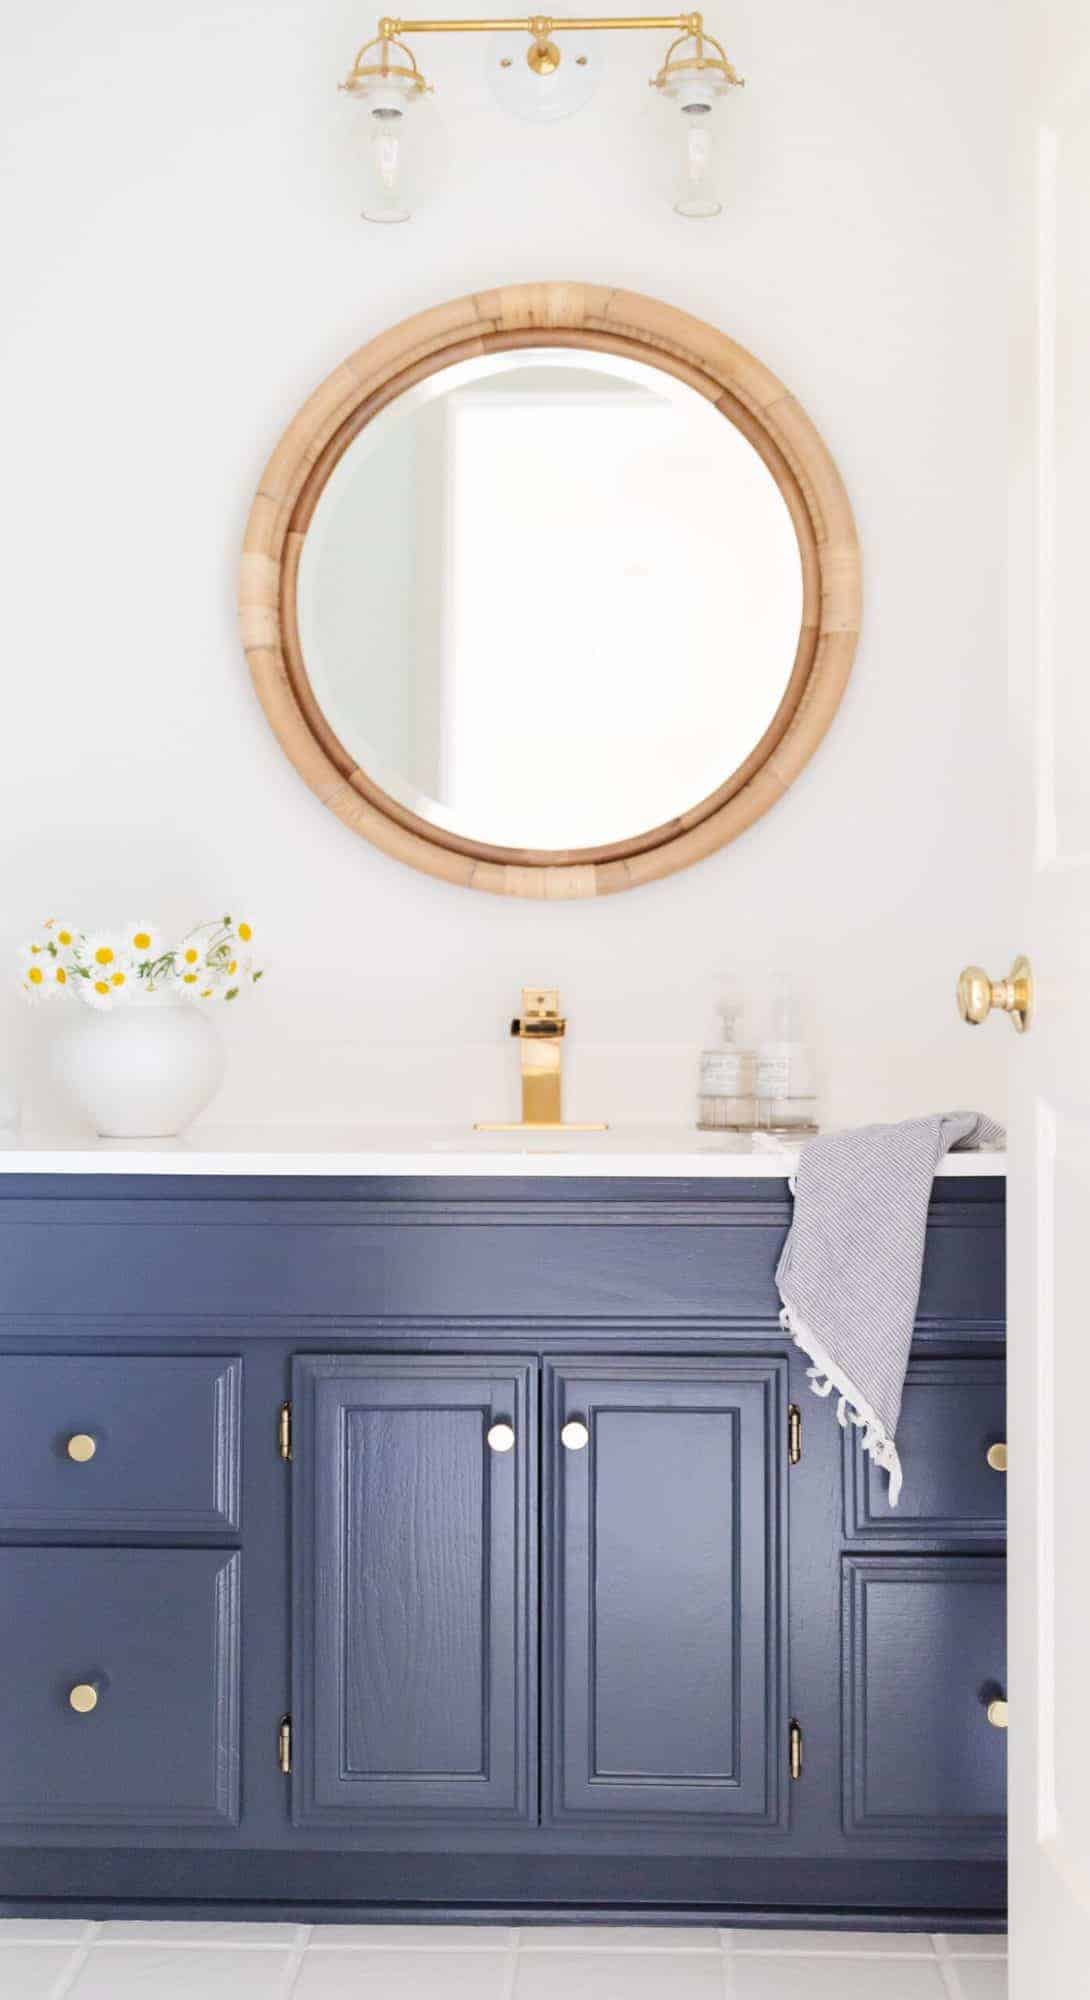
[661,68,729,219]
[355,80,428,223]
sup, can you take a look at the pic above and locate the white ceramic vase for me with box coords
[52,1002,226,1139]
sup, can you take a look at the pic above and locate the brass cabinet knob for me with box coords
[986,1698,1008,1730]
[957,955,1033,1033]
[68,1683,99,1715]
[561,1419,590,1451]
[486,1422,515,1453]
[986,1441,1008,1473]
[66,1434,97,1463]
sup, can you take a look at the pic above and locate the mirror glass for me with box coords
[296,347,804,852]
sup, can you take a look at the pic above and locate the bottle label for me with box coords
[700,1050,753,1096]
[755,1051,792,1097]
[755,1042,815,1100]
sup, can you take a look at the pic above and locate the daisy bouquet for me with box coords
[17,917,263,1010]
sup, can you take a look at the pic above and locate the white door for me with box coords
[1006,0,1090,1988]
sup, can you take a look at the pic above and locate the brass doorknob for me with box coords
[561,1420,590,1451]
[986,1698,1008,1729]
[957,956,1033,1033]
[486,1422,515,1453]
[986,1441,1007,1473]
[66,1434,96,1463]
[68,1683,99,1715]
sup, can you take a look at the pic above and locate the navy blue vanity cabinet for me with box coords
[0,1171,1006,1930]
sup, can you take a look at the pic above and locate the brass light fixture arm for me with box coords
[345,10,744,87]
[380,15,711,37]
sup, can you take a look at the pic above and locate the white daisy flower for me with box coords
[79,969,117,1010]
[43,919,80,956]
[123,921,162,963]
[174,935,206,979]
[82,932,125,977]
[18,948,52,1003]
[104,960,138,1002]
[43,959,71,997]
[173,957,205,996]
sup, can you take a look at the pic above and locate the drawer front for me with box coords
[0,1548,240,1826]
[842,1555,1006,1844]
[844,1359,1005,1543]
[0,1356,241,1535]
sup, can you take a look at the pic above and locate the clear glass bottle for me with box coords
[754,974,819,1134]
[697,997,756,1131]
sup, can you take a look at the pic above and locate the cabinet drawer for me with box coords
[842,1555,1006,1844]
[0,1355,241,1535]
[843,1359,1005,1543]
[0,1548,240,1827]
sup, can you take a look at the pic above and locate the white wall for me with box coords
[0,0,1010,1134]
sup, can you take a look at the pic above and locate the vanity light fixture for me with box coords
[340,11,744,221]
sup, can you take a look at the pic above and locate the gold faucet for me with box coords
[511,987,566,1127]
[474,987,607,1132]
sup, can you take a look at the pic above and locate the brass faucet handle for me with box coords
[511,986,566,1038]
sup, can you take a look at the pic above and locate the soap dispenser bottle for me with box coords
[697,996,756,1132]
[754,974,819,1134]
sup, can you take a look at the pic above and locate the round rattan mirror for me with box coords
[240,284,860,897]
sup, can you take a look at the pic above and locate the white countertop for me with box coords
[0,1126,1007,1179]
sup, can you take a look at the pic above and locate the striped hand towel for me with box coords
[775,1111,1005,1505]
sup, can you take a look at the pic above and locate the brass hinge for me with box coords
[278,1715,292,1775]
[788,1403,802,1466]
[278,1401,293,1462]
[789,1718,803,1781]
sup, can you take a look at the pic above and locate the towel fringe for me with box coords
[780,1298,903,1506]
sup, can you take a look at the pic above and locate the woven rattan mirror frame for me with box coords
[240,284,861,897]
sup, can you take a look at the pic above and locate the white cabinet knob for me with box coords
[561,1419,590,1451]
[986,1698,1008,1730]
[487,1422,515,1453]
[66,1434,97,1463]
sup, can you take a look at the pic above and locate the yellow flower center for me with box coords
[57,929,74,946]
[28,965,44,984]
[132,931,151,951]
[182,972,198,984]
[94,979,110,996]
[227,960,238,975]
[55,966,67,985]
[110,972,126,987]
[182,948,199,965]
[238,923,252,942]
[93,946,115,966]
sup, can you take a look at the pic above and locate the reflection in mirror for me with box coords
[296,348,804,852]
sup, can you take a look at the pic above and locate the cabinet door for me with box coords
[293,1356,536,1827]
[544,1357,787,1830]
[842,1556,1006,1844]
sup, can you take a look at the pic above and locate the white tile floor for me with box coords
[0,1923,1008,1999]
